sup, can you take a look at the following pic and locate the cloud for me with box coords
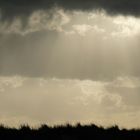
[1,0,140,23]
[111,16,140,37]
[0,76,140,128]
[78,80,123,108]
[0,9,70,35]
[73,24,105,36]
[0,76,25,92]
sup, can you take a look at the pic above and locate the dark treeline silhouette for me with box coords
[0,123,140,140]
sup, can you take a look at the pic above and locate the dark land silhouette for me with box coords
[0,123,140,140]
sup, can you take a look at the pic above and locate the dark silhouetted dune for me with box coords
[0,123,140,140]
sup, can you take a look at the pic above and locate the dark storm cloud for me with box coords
[1,0,140,21]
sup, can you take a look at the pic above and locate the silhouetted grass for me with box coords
[0,123,140,140]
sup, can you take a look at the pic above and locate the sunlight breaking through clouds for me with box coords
[0,5,140,129]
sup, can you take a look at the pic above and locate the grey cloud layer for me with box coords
[1,0,140,21]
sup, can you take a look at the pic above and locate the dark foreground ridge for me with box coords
[0,123,140,140]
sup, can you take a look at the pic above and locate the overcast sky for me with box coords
[0,0,140,128]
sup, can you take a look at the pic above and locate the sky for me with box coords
[0,0,140,128]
